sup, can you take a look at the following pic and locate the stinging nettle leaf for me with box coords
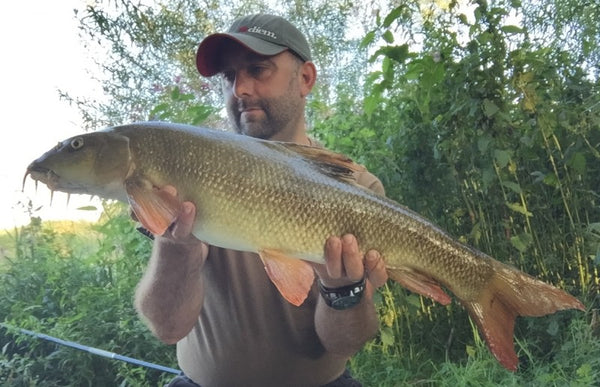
[494,149,511,168]
[483,98,500,117]
[501,181,522,194]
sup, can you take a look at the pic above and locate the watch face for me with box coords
[331,295,362,310]
[318,277,366,310]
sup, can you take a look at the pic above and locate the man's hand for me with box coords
[144,186,199,243]
[313,234,388,292]
[134,185,208,344]
[312,234,387,356]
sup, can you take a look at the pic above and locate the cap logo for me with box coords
[240,25,277,40]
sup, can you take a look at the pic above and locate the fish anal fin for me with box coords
[259,249,315,306]
[387,268,451,305]
[125,178,183,236]
[462,266,585,371]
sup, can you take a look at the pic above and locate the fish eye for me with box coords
[70,137,84,150]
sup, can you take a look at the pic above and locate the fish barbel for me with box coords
[25,121,584,371]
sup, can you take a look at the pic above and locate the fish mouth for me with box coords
[23,164,61,192]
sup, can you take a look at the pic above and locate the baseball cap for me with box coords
[196,14,312,77]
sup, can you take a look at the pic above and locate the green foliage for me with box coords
[0,204,176,386]
[314,0,600,382]
[351,313,600,386]
[150,85,216,125]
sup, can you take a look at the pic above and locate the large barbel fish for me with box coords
[25,121,583,371]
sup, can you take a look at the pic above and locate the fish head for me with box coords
[24,131,133,201]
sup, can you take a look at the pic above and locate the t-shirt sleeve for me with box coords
[355,170,385,196]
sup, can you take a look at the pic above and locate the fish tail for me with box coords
[462,262,585,371]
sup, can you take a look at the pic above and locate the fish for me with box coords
[25,121,584,371]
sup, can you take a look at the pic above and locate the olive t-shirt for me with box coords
[177,170,384,387]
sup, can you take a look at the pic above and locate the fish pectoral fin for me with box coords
[387,268,452,305]
[125,178,183,236]
[259,249,316,307]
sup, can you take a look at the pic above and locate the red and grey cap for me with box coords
[196,14,312,77]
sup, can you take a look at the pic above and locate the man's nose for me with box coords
[233,71,253,98]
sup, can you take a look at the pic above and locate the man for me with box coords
[135,14,388,386]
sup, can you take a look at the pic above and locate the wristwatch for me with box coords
[318,277,366,310]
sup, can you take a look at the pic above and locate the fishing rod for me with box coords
[1,323,180,375]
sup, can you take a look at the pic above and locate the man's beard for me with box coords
[228,95,302,140]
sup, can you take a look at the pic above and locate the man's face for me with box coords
[219,45,306,140]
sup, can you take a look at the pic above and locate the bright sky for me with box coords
[0,0,104,229]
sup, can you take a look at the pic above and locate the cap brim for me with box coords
[196,33,288,76]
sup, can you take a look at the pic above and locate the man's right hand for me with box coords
[152,185,209,262]
[134,185,209,343]
[164,200,199,242]
[153,185,202,241]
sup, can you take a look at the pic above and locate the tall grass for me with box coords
[0,203,176,386]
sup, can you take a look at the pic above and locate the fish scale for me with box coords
[25,121,584,372]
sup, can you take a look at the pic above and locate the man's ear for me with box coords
[299,61,317,97]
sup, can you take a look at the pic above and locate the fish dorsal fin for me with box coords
[387,267,452,305]
[274,142,365,183]
[259,249,316,306]
[125,177,183,236]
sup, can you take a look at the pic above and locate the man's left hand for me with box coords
[313,234,388,291]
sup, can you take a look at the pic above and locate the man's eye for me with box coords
[248,65,266,78]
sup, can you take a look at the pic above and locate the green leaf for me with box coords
[466,345,476,357]
[380,326,395,346]
[149,103,169,115]
[404,61,424,80]
[547,319,559,336]
[483,98,500,117]
[360,31,376,48]
[170,86,180,100]
[506,202,533,217]
[376,44,409,64]
[510,233,533,252]
[477,136,492,153]
[364,94,380,117]
[382,30,394,43]
[406,294,422,309]
[588,223,600,235]
[501,181,522,194]
[501,25,525,34]
[383,6,404,27]
[382,56,392,77]
[542,173,559,187]
[77,206,98,211]
[494,149,511,168]
[568,152,586,175]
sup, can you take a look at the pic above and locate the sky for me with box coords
[0,1,104,229]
